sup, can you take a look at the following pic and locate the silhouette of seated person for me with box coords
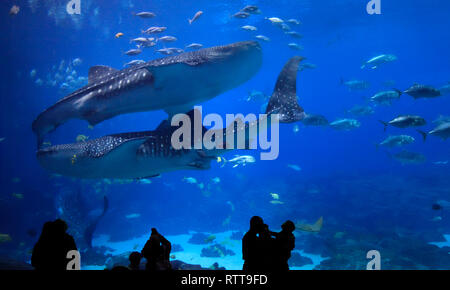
[31,219,78,270]
[242,216,265,271]
[128,251,142,270]
[272,220,296,271]
[141,228,172,271]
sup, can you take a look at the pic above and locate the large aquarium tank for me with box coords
[1,0,449,271]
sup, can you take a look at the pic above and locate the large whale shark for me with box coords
[32,41,262,146]
[36,57,306,179]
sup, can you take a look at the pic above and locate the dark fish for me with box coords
[404,84,441,99]
[432,203,442,210]
[379,115,426,131]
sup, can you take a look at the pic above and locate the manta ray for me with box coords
[32,41,263,147]
[36,56,306,179]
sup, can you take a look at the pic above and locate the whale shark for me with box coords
[36,56,306,179]
[32,41,262,147]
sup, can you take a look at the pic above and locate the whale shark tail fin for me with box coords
[84,196,109,249]
[265,56,306,123]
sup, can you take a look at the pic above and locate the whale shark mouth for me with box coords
[36,56,305,179]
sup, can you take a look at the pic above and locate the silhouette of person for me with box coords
[259,223,277,270]
[242,216,264,271]
[141,228,172,271]
[31,219,78,270]
[272,220,296,271]
[128,251,142,270]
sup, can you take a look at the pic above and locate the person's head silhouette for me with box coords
[249,216,264,232]
[281,220,295,233]
[129,251,142,269]
[52,219,68,234]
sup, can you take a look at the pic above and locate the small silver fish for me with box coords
[135,12,156,18]
[185,43,203,49]
[188,11,203,24]
[158,36,177,42]
[124,48,142,56]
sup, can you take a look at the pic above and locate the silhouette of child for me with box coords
[273,220,296,270]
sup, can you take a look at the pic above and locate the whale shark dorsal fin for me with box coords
[266,56,306,123]
[88,65,118,84]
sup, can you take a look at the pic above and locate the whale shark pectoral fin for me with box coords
[103,137,149,160]
[266,56,306,123]
[88,65,119,84]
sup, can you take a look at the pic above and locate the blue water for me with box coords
[1,0,450,269]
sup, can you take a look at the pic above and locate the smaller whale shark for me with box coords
[37,57,306,179]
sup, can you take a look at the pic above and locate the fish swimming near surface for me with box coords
[241,25,257,31]
[288,43,303,51]
[361,54,397,69]
[379,115,426,131]
[124,48,142,56]
[158,36,177,43]
[185,43,203,49]
[188,11,203,24]
[255,35,270,42]
[266,17,284,24]
[417,122,450,141]
[36,56,306,179]
[404,84,441,99]
[32,41,263,147]
[134,12,156,18]
[142,26,167,34]
[241,5,261,14]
